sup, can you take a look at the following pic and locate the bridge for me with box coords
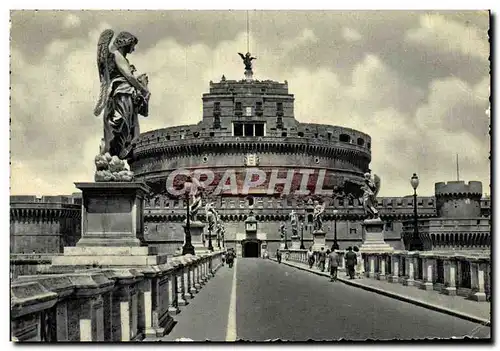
[11,248,491,341]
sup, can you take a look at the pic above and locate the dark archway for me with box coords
[242,239,261,258]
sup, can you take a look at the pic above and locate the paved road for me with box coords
[161,258,491,341]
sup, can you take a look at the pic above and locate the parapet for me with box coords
[435,181,482,197]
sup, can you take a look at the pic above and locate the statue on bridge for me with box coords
[361,171,381,219]
[289,210,298,237]
[313,201,325,231]
[93,29,151,181]
[205,202,218,233]
[279,223,286,239]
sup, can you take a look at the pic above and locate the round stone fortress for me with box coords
[130,75,377,256]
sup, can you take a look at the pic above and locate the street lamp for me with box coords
[300,221,305,249]
[284,224,288,250]
[410,173,423,251]
[332,209,339,250]
[182,177,195,255]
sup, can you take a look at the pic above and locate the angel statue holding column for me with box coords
[289,210,298,237]
[361,171,381,219]
[313,201,325,231]
[93,29,150,162]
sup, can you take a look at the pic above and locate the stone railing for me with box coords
[11,251,225,342]
[281,249,491,302]
[10,254,58,280]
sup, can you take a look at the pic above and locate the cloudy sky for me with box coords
[9,10,490,197]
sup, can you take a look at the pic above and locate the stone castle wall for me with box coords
[435,181,483,218]
[10,196,81,254]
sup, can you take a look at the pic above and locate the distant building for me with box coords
[402,181,491,251]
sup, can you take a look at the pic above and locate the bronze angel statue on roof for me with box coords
[93,29,150,162]
[361,171,381,219]
[238,52,257,71]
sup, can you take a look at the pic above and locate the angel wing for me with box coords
[93,29,114,116]
[238,52,245,60]
[373,174,381,198]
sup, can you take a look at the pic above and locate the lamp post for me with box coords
[182,177,195,255]
[284,224,288,250]
[410,173,423,251]
[216,223,221,249]
[208,220,214,253]
[300,222,305,249]
[332,209,339,250]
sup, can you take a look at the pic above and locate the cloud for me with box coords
[405,13,489,62]
[342,27,362,42]
[63,14,81,29]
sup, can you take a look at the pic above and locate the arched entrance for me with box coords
[242,239,261,258]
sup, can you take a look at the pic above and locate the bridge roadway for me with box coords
[159,258,491,341]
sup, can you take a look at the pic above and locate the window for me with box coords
[235,102,242,115]
[350,228,357,235]
[234,124,243,136]
[385,222,393,231]
[255,123,265,136]
[277,117,284,129]
[328,132,333,140]
[209,131,215,137]
[244,123,253,136]
[339,134,351,143]
[282,132,287,137]
[277,102,283,112]
[357,137,364,146]
[246,107,252,116]
[367,142,371,149]
[214,102,220,111]
[247,196,254,207]
[298,131,304,137]
[256,101,263,114]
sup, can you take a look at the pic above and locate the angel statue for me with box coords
[205,202,218,233]
[238,52,257,71]
[289,210,298,236]
[361,171,381,219]
[279,223,286,239]
[189,191,202,222]
[313,201,325,231]
[94,29,151,162]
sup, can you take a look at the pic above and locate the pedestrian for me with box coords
[222,251,226,266]
[345,246,357,279]
[307,247,315,269]
[353,246,364,278]
[276,248,282,264]
[328,249,341,281]
[318,247,326,272]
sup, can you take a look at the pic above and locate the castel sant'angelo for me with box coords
[10,53,491,259]
[126,56,489,257]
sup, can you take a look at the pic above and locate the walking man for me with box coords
[307,247,315,269]
[328,249,341,281]
[318,247,326,272]
[345,246,357,279]
[276,248,282,264]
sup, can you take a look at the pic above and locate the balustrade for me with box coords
[280,248,490,304]
[10,251,225,342]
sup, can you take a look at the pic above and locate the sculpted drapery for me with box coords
[94,30,150,161]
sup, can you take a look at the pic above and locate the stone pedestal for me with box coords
[359,218,394,253]
[290,236,301,249]
[245,69,253,81]
[312,229,326,251]
[51,182,168,269]
[181,220,210,254]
